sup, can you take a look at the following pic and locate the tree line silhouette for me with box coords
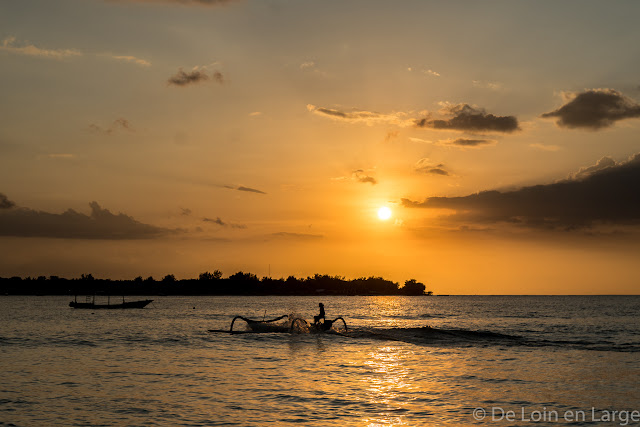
[0,271,431,296]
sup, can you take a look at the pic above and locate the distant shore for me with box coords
[0,272,431,296]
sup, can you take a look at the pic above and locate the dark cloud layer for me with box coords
[402,154,640,230]
[541,89,640,130]
[168,68,224,86]
[0,193,15,209]
[0,201,173,239]
[416,104,519,133]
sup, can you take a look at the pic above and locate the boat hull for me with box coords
[69,299,153,309]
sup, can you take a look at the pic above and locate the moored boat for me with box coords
[69,296,153,309]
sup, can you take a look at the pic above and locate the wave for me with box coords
[341,326,640,352]
[345,326,523,347]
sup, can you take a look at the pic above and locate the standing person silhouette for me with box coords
[313,303,325,325]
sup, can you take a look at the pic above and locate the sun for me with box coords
[377,206,392,221]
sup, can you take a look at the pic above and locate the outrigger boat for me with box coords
[208,314,348,334]
[69,295,153,309]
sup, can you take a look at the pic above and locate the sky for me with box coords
[1,0,640,294]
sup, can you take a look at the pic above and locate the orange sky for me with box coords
[1,0,640,293]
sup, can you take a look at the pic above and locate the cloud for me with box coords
[541,89,640,130]
[0,201,175,239]
[402,153,640,230]
[408,137,432,144]
[212,70,224,84]
[410,137,496,149]
[269,232,323,240]
[414,159,451,176]
[407,67,440,77]
[0,36,81,59]
[2,37,152,68]
[334,170,378,185]
[570,156,617,180]
[472,80,503,91]
[0,193,15,209]
[224,185,266,194]
[298,60,328,77]
[88,118,134,135]
[300,61,316,70]
[384,130,400,142]
[168,67,224,87]
[203,216,246,229]
[444,138,496,148]
[203,216,225,226]
[353,170,377,185]
[307,104,414,127]
[168,68,209,86]
[529,143,561,152]
[309,103,518,134]
[106,0,237,6]
[101,54,151,67]
[416,104,519,133]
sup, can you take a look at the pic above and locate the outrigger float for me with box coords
[208,314,348,334]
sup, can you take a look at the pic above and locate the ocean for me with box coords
[1,295,639,426]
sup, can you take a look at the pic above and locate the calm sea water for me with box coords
[1,296,639,426]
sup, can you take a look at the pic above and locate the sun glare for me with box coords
[377,206,392,221]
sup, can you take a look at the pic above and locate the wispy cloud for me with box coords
[88,118,134,135]
[203,216,246,229]
[353,170,377,185]
[472,80,503,91]
[100,53,151,67]
[307,104,415,127]
[1,36,151,67]
[414,159,451,176]
[300,61,316,70]
[541,89,640,130]
[333,169,378,185]
[0,36,80,59]
[442,138,496,148]
[409,137,496,149]
[223,185,266,195]
[416,104,520,133]
[168,66,224,87]
[407,67,441,77]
